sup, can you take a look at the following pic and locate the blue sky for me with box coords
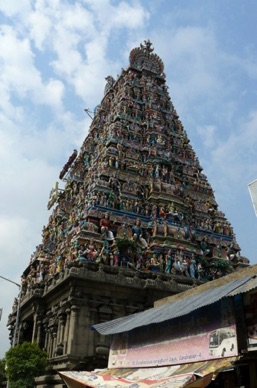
[1,0,257,357]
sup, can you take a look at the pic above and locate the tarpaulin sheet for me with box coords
[60,357,236,388]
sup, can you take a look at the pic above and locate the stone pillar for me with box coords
[66,305,79,355]
[47,317,58,358]
[31,313,38,343]
[51,327,57,358]
[58,313,66,345]
[36,318,43,346]
[56,316,61,345]
[48,330,53,358]
[43,319,49,352]
[63,308,71,354]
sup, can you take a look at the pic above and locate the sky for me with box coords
[0,0,257,358]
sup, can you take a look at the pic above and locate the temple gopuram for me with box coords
[7,40,249,387]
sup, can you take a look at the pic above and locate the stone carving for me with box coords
[16,41,247,332]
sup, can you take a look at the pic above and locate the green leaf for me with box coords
[5,342,48,384]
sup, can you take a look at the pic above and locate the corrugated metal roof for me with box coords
[92,274,252,335]
[228,275,257,296]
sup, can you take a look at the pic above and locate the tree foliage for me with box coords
[5,342,48,387]
[0,358,6,384]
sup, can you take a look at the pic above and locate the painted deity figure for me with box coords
[200,236,211,256]
[147,256,161,272]
[85,239,98,261]
[154,164,160,178]
[131,218,148,249]
[189,255,196,278]
[165,249,174,273]
[100,212,115,241]
[131,218,143,240]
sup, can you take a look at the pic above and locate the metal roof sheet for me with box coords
[92,275,252,335]
[228,275,257,296]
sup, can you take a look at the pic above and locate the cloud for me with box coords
[0,24,65,115]
[87,0,148,30]
[0,217,32,271]
[46,1,148,101]
[0,0,31,18]
[0,25,41,97]
[44,79,65,108]
[210,109,257,183]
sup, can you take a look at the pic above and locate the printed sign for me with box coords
[244,290,257,349]
[109,299,238,368]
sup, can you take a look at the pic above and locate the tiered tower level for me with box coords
[8,41,250,384]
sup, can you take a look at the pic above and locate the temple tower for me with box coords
[48,39,244,271]
[7,41,249,387]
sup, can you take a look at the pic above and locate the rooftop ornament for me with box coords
[129,39,165,77]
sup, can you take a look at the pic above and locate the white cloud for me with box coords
[28,8,52,50]
[83,0,148,30]
[0,217,31,270]
[0,0,31,18]
[44,79,65,108]
[0,26,40,96]
[166,26,223,101]
[196,108,257,208]
[211,109,257,177]
[0,24,65,112]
